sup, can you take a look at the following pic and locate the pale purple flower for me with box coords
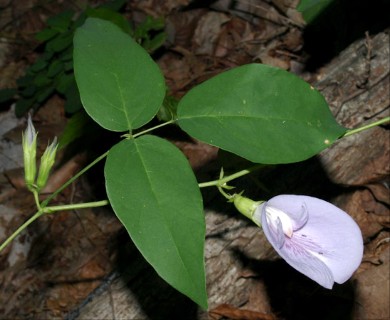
[253,195,363,289]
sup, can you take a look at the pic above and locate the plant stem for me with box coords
[217,185,233,200]
[198,165,264,188]
[343,116,390,137]
[45,200,109,213]
[132,119,176,138]
[41,151,109,207]
[0,210,44,253]
[0,200,109,253]
[33,189,41,210]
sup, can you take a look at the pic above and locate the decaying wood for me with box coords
[317,30,390,186]
[68,31,389,319]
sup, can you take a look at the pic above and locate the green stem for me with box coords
[342,117,390,137]
[198,165,264,188]
[0,210,44,252]
[33,189,41,210]
[132,119,176,139]
[45,200,109,213]
[217,185,233,200]
[0,200,109,253]
[41,151,109,207]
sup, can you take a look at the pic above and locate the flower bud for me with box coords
[231,193,263,223]
[36,137,58,190]
[22,115,37,189]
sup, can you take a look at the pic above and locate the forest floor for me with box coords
[0,0,389,319]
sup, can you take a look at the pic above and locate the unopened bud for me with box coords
[22,115,37,189]
[36,137,58,190]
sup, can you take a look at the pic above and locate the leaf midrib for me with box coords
[112,72,132,131]
[133,138,198,293]
[179,113,329,127]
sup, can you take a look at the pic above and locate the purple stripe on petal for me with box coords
[283,235,335,289]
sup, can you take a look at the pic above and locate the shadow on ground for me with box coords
[232,247,356,320]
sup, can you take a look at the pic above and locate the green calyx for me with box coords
[230,192,263,221]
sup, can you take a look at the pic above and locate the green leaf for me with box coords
[47,60,64,78]
[86,7,132,34]
[177,63,346,164]
[105,135,207,309]
[100,0,127,11]
[21,85,37,98]
[55,73,74,94]
[60,47,73,62]
[15,98,36,117]
[134,16,165,39]
[35,28,58,42]
[36,86,54,103]
[64,80,82,113]
[157,94,178,121]
[297,0,334,24]
[46,32,73,52]
[74,18,166,132]
[73,11,88,29]
[42,51,54,61]
[33,73,51,87]
[46,10,74,32]
[29,57,48,72]
[142,31,166,52]
[58,110,91,147]
[17,74,34,87]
